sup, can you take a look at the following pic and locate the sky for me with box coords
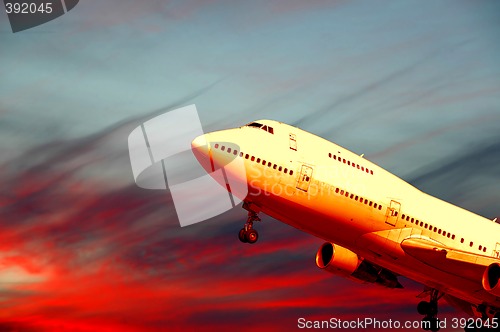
[0,0,500,331]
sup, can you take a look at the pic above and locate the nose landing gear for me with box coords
[238,211,261,244]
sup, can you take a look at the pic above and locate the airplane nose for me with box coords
[191,134,206,152]
[191,134,212,172]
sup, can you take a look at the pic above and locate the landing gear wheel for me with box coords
[422,317,439,332]
[238,229,248,243]
[418,301,431,316]
[246,229,259,244]
[418,301,437,316]
[238,207,261,244]
[417,289,442,332]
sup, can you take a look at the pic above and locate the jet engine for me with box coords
[315,242,402,288]
[482,263,500,296]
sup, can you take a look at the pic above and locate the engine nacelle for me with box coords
[482,263,500,296]
[316,242,362,276]
[315,242,402,288]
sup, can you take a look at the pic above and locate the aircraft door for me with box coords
[296,165,313,192]
[289,133,297,151]
[494,243,500,258]
[385,200,401,226]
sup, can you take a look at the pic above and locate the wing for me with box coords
[400,237,500,283]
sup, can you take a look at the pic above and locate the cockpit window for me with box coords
[245,122,274,134]
[246,122,263,128]
[264,126,274,134]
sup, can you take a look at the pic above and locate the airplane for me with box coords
[190,119,500,331]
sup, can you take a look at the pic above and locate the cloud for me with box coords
[293,39,473,134]
[407,138,500,218]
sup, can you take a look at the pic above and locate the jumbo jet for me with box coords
[190,120,500,331]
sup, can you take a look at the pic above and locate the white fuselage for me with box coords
[192,119,500,309]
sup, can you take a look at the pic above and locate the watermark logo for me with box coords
[128,105,248,227]
[4,0,79,33]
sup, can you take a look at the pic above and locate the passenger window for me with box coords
[433,227,437,232]
[447,233,451,238]
[262,160,266,165]
[268,162,272,167]
[374,203,377,208]
[355,196,359,200]
[329,153,332,158]
[278,166,282,171]
[227,148,231,153]
[370,170,374,175]
[402,214,406,219]
[350,194,354,199]
[256,158,260,163]
[347,161,351,166]
[411,218,414,223]
[357,165,360,169]
[333,155,337,160]
[452,235,455,240]
[284,168,288,173]
[215,144,219,148]
[364,199,368,204]
[245,154,249,159]
[345,192,349,197]
[343,159,346,163]
[406,216,410,221]
[369,201,373,207]
[273,164,277,169]
[461,238,464,243]
[234,150,238,155]
[221,146,225,151]
[340,190,344,195]
[290,170,293,175]
[438,229,441,234]
[378,205,382,210]
[336,188,340,194]
[361,167,364,171]
[240,152,243,157]
[251,156,255,161]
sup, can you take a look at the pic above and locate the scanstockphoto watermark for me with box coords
[298,317,500,330]
[298,317,438,330]
[128,105,248,227]
[3,0,79,32]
